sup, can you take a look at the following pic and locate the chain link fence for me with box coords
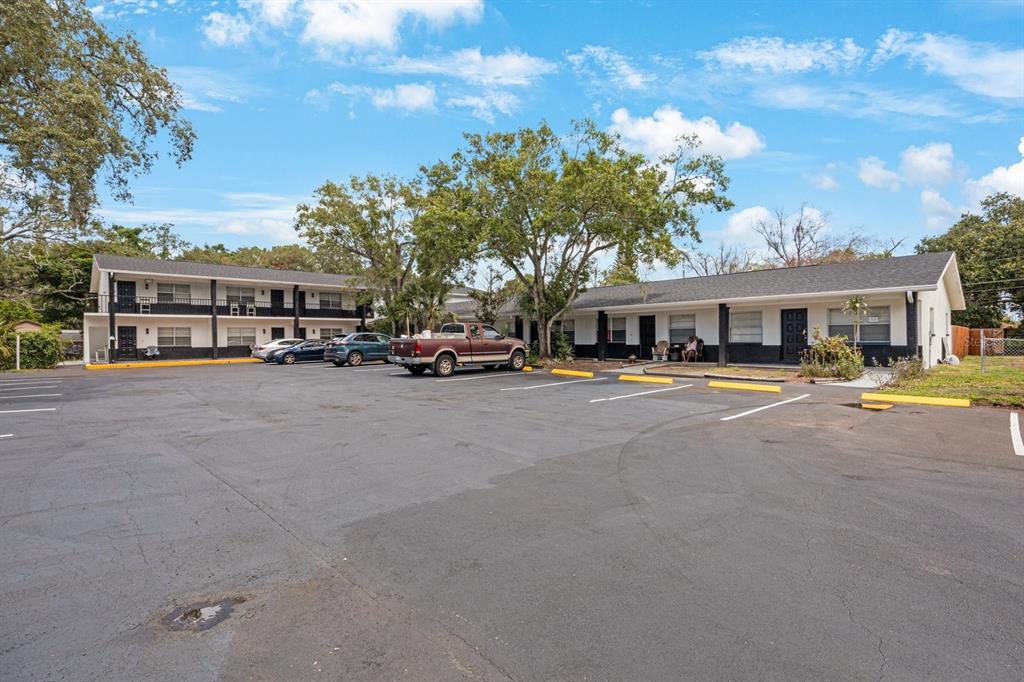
[980,330,1024,372]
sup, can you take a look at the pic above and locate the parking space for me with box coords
[2,362,1022,681]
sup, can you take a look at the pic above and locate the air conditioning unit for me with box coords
[230,303,240,316]
[139,301,151,314]
[246,303,256,316]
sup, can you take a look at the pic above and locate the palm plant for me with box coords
[842,295,870,351]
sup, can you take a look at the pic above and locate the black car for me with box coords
[268,340,327,364]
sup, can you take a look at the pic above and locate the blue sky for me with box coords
[92,0,1023,278]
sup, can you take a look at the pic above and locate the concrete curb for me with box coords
[708,380,783,394]
[644,367,789,383]
[86,358,262,370]
[619,374,673,385]
[551,368,594,378]
[861,392,970,408]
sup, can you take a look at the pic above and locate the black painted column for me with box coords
[906,291,919,357]
[210,279,218,359]
[597,311,608,361]
[359,302,367,332]
[108,272,116,362]
[718,303,729,367]
[292,285,300,337]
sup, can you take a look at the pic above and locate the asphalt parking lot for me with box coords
[1,363,1022,681]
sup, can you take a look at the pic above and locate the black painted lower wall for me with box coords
[568,341,911,366]
[116,345,253,360]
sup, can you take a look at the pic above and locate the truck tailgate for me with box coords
[390,338,418,357]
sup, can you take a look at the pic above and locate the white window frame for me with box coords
[827,306,891,344]
[227,327,256,346]
[319,292,342,309]
[226,286,256,303]
[319,327,345,340]
[157,327,191,347]
[556,319,575,344]
[610,317,626,344]
[669,314,696,345]
[156,282,191,301]
[730,311,763,344]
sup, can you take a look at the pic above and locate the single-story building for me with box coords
[470,252,964,369]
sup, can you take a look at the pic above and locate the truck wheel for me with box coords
[508,350,526,371]
[347,351,364,366]
[433,353,456,377]
[406,366,427,375]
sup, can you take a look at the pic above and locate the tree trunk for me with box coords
[537,314,552,358]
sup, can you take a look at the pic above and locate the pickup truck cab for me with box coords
[388,322,528,377]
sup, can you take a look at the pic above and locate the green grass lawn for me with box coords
[880,356,1024,408]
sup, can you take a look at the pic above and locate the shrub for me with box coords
[527,340,541,365]
[873,356,925,388]
[553,332,575,362]
[0,300,38,325]
[0,328,65,370]
[798,326,863,380]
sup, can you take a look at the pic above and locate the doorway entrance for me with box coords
[639,315,656,359]
[781,308,808,363]
[117,326,137,359]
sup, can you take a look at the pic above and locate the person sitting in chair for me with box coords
[683,336,698,362]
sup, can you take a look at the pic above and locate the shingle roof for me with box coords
[572,252,955,310]
[94,254,358,288]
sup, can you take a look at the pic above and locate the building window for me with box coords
[226,286,255,303]
[156,283,190,301]
[730,311,763,343]
[669,314,696,344]
[320,327,345,340]
[319,292,342,309]
[157,327,191,347]
[227,327,256,346]
[559,319,575,345]
[610,317,626,344]
[828,306,890,343]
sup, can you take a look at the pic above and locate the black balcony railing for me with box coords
[91,294,365,319]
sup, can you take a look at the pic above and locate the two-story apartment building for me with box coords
[83,255,372,362]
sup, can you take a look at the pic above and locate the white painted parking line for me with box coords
[0,385,61,391]
[0,434,11,439]
[0,408,57,414]
[0,394,62,400]
[590,384,693,403]
[720,393,811,422]
[437,372,528,383]
[501,377,607,391]
[0,379,63,385]
[1011,412,1023,457]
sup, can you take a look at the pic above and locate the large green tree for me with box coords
[0,0,194,242]
[917,192,1024,327]
[434,120,732,357]
[295,173,478,335]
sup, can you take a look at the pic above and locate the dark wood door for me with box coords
[781,308,808,363]
[116,281,136,313]
[270,289,284,312]
[117,326,137,358]
[639,315,656,358]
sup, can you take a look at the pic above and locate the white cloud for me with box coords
[753,82,962,121]
[871,29,1024,100]
[857,156,902,191]
[371,82,436,111]
[300,0,482,53]
[920,190,962,230]
[813,164,838,190]
[567,45,654,91]
[963,136,1024,201]
[100,193,303,245]
[321,82,436,113]
[722,205,774,246]
[900,142,955,186]
[699,36,864,73]
[168,66,265,113]
[239,0,297,27]
[201,12,252,47]
[447,90,519,123]
[379,48,556,86]
[609,105,765,161]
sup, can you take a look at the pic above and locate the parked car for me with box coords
[268,340,327,364]
[388,322,527,377]
[324,332,392,366]
[253,338,302,359]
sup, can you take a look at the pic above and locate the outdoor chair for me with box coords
[652,340,670,361]
[694,338,705,362]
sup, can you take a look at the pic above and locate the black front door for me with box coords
[639,315,656,358]
[116,281,136,313]
[529,320,539,346]
[270,289,284,312]
[514,317,524,340]
[298,327,307,340]
[117,326,137,359]
[781,308,808,363]
[297,291,306,314]
[271,327,285,340]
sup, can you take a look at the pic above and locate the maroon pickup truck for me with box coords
[388,321,528,377]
